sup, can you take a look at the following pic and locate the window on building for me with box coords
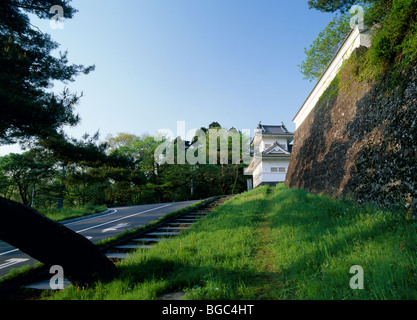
[271,167,278,173]
[279,167,286,173]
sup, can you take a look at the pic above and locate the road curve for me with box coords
[0,200,199,278]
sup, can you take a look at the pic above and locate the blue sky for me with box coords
[1,0,335,155]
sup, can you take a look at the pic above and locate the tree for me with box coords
[186,123,248,197]
[208,121,221,129]
[298,13,351,81]
[302,0,405,82]
[300,0,387,81]
[0,1,94,145]
[115,134,171,204]
[308,0,359,13]
[106,133,137,152]
[115,134,161,180]
[0,0,117,285]
[0,150,56,206]
[307,0,392,24]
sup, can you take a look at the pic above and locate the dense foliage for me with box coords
[0,0,92,145]
[300,0,417,82]
[0,123,249,211]
[367,0,417,73]
[298,13,351,81]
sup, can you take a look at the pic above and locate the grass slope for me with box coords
[40,204,108,222]
[48,185,417,300]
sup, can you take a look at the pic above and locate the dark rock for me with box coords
[286,50,417,211]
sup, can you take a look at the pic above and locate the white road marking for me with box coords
[102,223,129,233]
[0,249,19,256]
[75,204,173,234]
[0,205,173,257]
[0,258,29,270]
[0,209,117,256]
[0,210,118,256]
[64,209,118,226]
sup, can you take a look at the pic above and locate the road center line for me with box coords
[0,206,172,256]
[0,249,19,256]
[64,209,118,226]
[75,204,173,234]
[0,210,118,256]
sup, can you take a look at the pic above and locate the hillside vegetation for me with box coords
[288,0,417,213]
[48,185,417,300]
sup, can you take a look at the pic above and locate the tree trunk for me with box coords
[0,196,118,286]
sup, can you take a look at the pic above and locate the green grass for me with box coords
[47,185,417,300]
[0,201,210,296]
[261,186,417,299]
[39,203,108,222]
[95,198,212,247]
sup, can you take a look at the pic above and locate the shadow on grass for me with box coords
[261,187,417,299]
[81,255,282,300]
[92,189,281,300]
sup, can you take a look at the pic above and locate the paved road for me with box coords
[0,200,199,278]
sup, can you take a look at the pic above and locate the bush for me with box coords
[368,0,417,71]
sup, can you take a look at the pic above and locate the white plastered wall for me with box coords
[293,26,371,130]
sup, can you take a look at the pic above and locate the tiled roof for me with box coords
[257,123,293,135]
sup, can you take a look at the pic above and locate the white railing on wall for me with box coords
[293,25,371,130]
